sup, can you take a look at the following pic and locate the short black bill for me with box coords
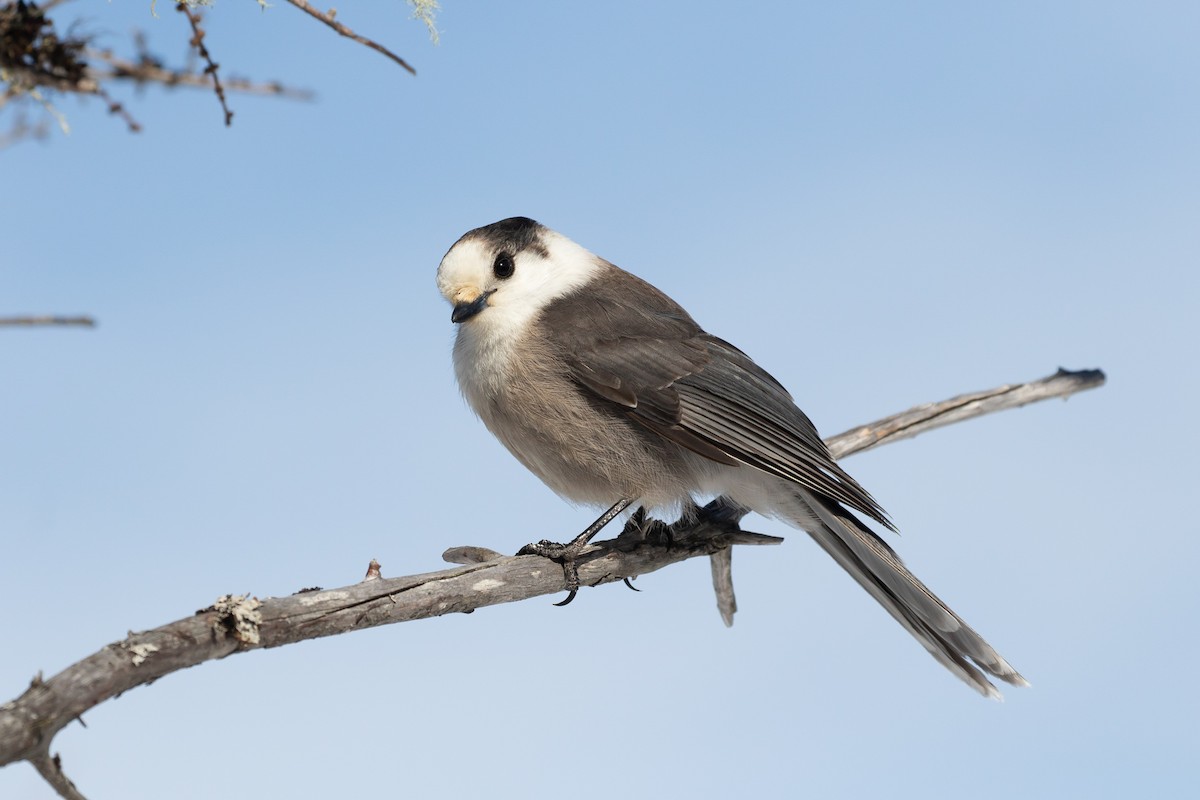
[451,291,493,323]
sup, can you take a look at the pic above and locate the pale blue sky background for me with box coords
[2,2,1197,798]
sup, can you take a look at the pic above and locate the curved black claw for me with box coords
[552,587,579,607]
[623,577,641,592]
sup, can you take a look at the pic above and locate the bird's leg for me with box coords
[620,507,649,592]
[565,498,636,551]
[518,498,635,605]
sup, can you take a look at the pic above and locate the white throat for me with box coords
[443,228,602,396]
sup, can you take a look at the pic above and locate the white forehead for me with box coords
[436,237,493,297]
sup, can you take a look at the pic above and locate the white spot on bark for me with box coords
[471,578,505,592]
[298,590,351,606]
[128,643,159,666]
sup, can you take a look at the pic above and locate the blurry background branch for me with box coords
[87,47,314,101]
[0,0,435,147]
[0,315,95,327]
[0,367,1104,800]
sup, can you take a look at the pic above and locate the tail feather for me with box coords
[789,491,1027,698]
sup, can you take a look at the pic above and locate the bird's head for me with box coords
[437,217,600,327]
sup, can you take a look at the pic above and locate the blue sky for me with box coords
[2,2,1197,798]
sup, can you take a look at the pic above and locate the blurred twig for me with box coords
[0,315,95,327]
[89,48,314,100]
[176,2,231,125]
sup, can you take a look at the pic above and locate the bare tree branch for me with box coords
[825,367,1106,459]
[88,49,314,101]
[31,749,86,800]
[0,367,1105,799]
[283,0,418,75]
[1,0,422,143]
[0,315,95,327]
[176,2,232,126]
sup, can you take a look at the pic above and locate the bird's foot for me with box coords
[516,498,636,606]
[613,506,674,549]
[516,536,591,606]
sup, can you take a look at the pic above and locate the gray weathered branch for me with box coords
[0,367,1105,799]
[825,367,1106,459]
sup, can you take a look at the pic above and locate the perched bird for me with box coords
[436,216,1027,698]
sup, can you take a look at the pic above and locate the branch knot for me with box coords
[211,594,263,646]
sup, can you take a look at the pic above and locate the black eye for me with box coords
[493,251,515,279]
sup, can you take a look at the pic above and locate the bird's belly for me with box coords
[454,331,701,509]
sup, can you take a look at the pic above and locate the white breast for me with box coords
[452,312,521,412]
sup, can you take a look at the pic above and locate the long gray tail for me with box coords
[783,490,1027,699]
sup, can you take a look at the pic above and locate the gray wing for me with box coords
[540,265,893,530]
[539,265,1026,695]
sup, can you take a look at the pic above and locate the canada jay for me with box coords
[436,216,1026,698]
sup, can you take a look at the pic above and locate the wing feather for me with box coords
[532,265,1023,696]
[538,269,892,528]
